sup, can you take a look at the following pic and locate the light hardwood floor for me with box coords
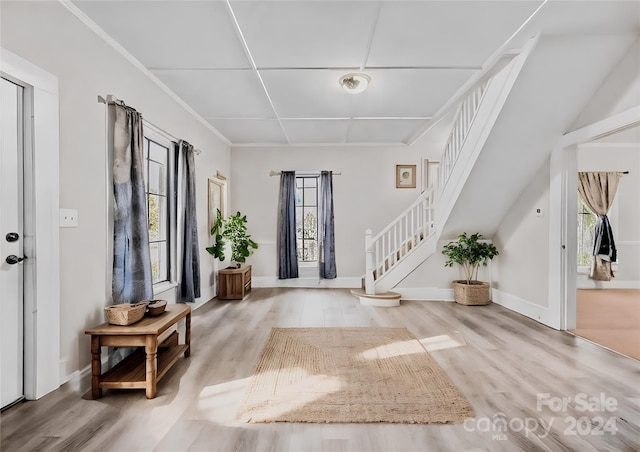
[571,289,640,360]
[1,288,639,451]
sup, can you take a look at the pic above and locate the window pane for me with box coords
[296,206,303,238]
[303,208,316,240]
[148,194,167,241]
[295,186,302,206]
[143,139,150,191]
[149,241,167,284]
[296,239,303,259]
[306,240,317,261]
[577,199,596,267]
[148,140,167,166]
[148,159,165,195]
[304,187,317,206]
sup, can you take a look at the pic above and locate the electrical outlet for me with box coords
[60,208,79,228]
[536,208,543,217]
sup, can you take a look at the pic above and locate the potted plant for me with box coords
[206,209,258,267]
[442,232,499,305]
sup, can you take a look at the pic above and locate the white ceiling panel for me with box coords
[207,119,287,144]
[230,1,379,68]
[74,1,250,69]
[282,119,350,144]
[532,0,640,35]
[69,0,637,146]
[348,119,428,144]
[153,69,274,118]
[355,68,477,118]
[261,70,360,118]
[368,1,542,68]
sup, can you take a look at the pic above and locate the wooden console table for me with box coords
[218,264,251,300]
[85,304,191,399]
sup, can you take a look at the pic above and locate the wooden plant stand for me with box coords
[218,264,251,300]
[85,304,191,399]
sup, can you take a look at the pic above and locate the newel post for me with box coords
[365,229,374,294]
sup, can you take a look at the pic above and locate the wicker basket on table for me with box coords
[104,302,149,326]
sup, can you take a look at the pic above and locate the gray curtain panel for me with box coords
[278,171,298,279]
[112,103,153,304]
[577,171,622,281]
[177,140,201,302]
[319,171,337,279]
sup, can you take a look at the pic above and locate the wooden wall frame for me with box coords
[396,164,416,188]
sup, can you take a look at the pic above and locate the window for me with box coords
[577,197,596,269]
[143,130,175,286]
[295,176,318,263]
[577,194,619,270]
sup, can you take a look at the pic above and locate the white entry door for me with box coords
[1,77,25,409]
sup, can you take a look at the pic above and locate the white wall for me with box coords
[576,144,640,287]
[230,145,424,281]
[572,39,640,130]
[493,160,551,307]
[1,1,230,381]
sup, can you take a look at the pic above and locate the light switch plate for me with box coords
[60,208,78,227]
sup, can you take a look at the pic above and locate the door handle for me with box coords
[5,255,26,265]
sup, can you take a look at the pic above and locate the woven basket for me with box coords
[146,300,167,316]
[452,280,491,306]
[104,302,148,325]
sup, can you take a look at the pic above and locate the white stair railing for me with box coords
[439,81,489,194]
[363,80,492,295]
[364,186,435,294]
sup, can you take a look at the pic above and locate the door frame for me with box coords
[548,106,640,331]
[1,48,60,399]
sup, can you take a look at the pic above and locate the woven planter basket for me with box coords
[452,280,491,306]
[104,302,148,325]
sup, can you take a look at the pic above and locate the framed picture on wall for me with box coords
[396,164,417,188]
[208,178,224,229]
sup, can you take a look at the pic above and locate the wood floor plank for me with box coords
[1,288,638,451]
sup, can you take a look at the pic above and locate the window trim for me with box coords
[295,175,319,265]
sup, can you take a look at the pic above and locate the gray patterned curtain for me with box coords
[177,140,200,302]
[112,103,153,304]
[319,171,337,279]
[278,171,298,279]
[577,171,622,281]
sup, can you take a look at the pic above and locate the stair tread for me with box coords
[351,289,401,299]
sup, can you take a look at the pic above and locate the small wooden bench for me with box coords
[85,304,191,399]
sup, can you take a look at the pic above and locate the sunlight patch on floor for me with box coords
[196,370,345,424]
[195,377,251,424]
[419,331,467,351]
[358,340,426,360]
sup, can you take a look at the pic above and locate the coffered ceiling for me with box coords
[70,1,639,147]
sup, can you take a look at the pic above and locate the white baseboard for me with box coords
[492,289,552,327]
[395,287,455,301]
[193,284,216,309]
[252,276,361,288]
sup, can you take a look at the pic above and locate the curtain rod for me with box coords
[269,170,342,176]
[98,94,201,155]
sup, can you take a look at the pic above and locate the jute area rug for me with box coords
[236,327,474,424]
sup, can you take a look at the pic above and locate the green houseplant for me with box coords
[442,232,499,305]
[206,209,258,266]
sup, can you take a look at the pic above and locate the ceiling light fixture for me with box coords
[339,73,371,94]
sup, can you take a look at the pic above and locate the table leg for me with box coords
[185,311,191,358]
[90,335,102,399]
[145,335,158,399]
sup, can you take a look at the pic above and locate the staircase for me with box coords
[356,37,538,305]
